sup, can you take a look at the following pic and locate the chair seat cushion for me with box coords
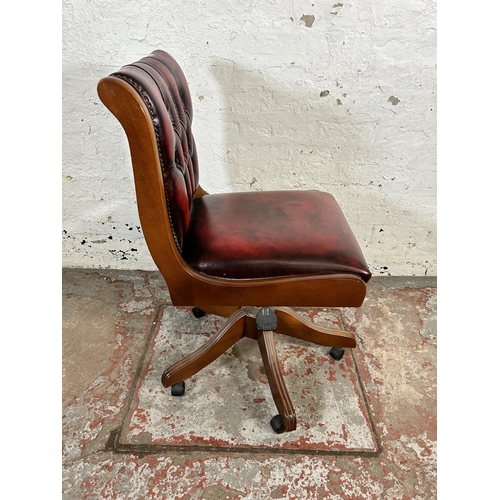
[182,190,371,282]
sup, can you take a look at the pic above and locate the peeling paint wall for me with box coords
[62,0,437,276]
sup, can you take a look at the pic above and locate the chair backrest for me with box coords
[107,50,199,251]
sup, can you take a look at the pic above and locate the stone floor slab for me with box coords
[119,306,379,454]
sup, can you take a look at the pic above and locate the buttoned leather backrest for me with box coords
[111,50,199,251]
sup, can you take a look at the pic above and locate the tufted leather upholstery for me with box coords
[108,50,370,285]
[111,50,199,251]
[182,190,372,282]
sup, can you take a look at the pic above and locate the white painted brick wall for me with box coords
[62,0,436,277]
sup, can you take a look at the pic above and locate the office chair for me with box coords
[97,50,371,433]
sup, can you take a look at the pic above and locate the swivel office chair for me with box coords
[97,50,371,433]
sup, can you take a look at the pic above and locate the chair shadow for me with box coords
[209,58,370,194]
[206,59,433,278]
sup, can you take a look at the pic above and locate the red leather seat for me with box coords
[183,190,371,282]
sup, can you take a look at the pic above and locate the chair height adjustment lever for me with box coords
[255,306,278,331]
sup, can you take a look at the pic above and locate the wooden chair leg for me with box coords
[162,305,351,432]
[257,329,297,432]
[161,309,247,388]
[274,306,356,348]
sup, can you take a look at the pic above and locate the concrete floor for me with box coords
[62,269,437,499]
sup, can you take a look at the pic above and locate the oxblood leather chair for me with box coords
[97,50,371,434]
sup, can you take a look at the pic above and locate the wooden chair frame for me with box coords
[98,75,367,433]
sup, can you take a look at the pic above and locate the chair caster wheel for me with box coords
[270,415,286,434]
[192,307,206,318]
[171,381,185,396]
[329,347,345,361]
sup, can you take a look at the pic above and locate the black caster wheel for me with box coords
[329,347,345,361]
[192,307,206,318]
[270,415,286,434]
[171,381,185,396]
